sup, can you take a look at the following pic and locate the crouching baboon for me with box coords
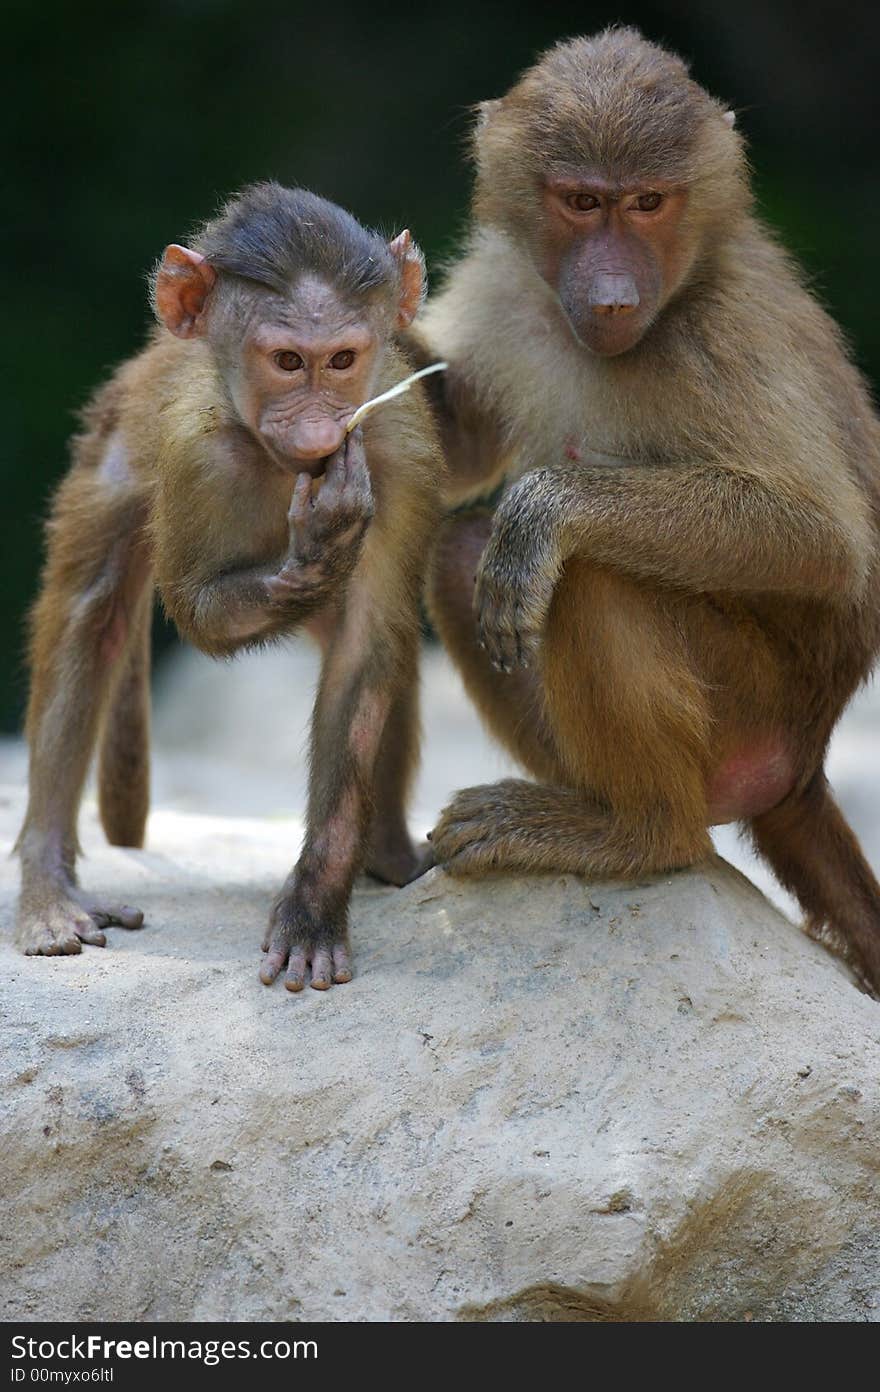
[17,182,442,990]
[407,28,880,991]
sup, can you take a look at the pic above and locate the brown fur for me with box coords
[98,582,152,847]
[411,28,880,991]
[17,189,442,987]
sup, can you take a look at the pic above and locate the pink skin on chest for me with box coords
[706,739,795,825]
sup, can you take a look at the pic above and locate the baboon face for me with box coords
[218,275,384,476]
[471,30,747,358]
[540,176,690,356]
[153,222,425,478]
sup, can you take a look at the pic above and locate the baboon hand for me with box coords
[474,525,559,672]
[267,429,374,601]
[259,888,353,992]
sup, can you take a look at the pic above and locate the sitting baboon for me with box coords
[407,28,880,991]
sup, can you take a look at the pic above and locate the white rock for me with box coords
[1,781,878,1322]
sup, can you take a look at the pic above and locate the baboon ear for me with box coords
[388,230,426,329]
[722,109,736,128]
[154,245,217,339]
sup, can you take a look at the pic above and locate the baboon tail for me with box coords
[750,770,880,991]
[97,593,151,848]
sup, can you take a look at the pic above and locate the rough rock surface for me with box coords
[2,781,879,1322]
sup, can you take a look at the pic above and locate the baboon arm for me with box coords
[302,602,402,896]
[152,438,372,658]
[490,461,871,600]
[434,374,509,503]
[296,508,425,905]
[401,328,508,503]
[150,445,301,654]
[156,554,321,657]
[260,511,426,989]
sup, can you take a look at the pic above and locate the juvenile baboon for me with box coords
[17,183,442,990]
[408,28,880,990]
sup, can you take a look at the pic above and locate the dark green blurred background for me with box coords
[4,0,879,731]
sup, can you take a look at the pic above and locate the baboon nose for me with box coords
[589,273,640,316]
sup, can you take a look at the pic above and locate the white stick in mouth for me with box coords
[345,361,448,433]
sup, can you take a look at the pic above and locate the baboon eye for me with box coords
[635,192,663,212]
[274,351,304,372]
[329,350,356,370]
[566,192,600,213]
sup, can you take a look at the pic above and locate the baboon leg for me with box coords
[751,772,880,990]
[98,586,152,847]
[364,675,432,885]
[427,511,564,783]
[16,481,151,954]
[433,558,713,878]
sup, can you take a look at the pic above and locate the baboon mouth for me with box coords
[581,320,646,356]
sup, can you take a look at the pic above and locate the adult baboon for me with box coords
[409,28,880,991]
